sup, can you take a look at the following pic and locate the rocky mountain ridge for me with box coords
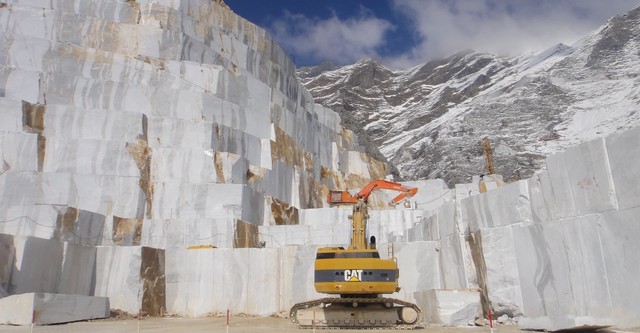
[298,7,640,185]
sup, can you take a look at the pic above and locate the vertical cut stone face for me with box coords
[298,177,325,209]
[21,101,46,171]
[0,234,16,297]
[55,207,79,242]
[112,216,142,246]
[0,0,396,319]
[270,197,299,225]
[140,247,165,316]
[126,129,153,219]
[234,220,258,248]
[53,207,105,246]
[9,237,64,295]
[466,231,491,317]
[21,102,45,134]
[213,150,226,183]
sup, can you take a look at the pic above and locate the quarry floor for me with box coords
[1,317,639,333]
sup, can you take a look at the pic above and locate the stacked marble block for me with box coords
[254,179,473,320]
[0,233,167,320]
[165,246,322,315]
[2,0,636,328]
[459,127,640,330]
[0,235,93,297]
[0,293,109,325]
[165,179,456,317]
[0,0,390,324]
[258,208,351,248]
[0,0,378,245]
[163,241,445,316]
[256,180,455,248]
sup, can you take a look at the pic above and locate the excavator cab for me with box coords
[328,190,359,205]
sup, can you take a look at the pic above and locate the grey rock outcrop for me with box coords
[299,7,640,186]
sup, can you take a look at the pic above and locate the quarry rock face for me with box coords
[0,0,639,331]
[0,0,386,324]
[0,0,383,244]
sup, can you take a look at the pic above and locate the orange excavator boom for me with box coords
[327,180,418,206]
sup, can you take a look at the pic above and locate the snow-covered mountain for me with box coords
[298,7,640,186]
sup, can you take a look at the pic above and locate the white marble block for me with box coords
[527,171,553,223]
[464,180,532,232]
[598,207,640,328]
[94,246,165,315]
[165,247,279,316]
[545,137,618,218]
[415,289,480,326]
[0,293,109,325]
[605,126,640,210]
[513,223,574,318]
[560,216,612,318]
[479,226,523,316]
[390,241,441,303]
[368,209,423,243]
[58,242,97,296]
[0,98,23,133]
[7,236,63,295]
[511,223,615,330]
[94,246,142,314]
[0,133,39,172]
[437,200,457,239]
[278,245,322,313]
[438,234,468,289]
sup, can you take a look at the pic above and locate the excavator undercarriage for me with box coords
[290,297,422,329]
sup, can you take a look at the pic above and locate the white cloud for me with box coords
[386,0,640,68]
[270,10,393,66]
[266,0,639,69]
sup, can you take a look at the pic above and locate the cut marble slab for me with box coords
[0,293,109,325]
[94,246,165,315]
[605,126,640,210]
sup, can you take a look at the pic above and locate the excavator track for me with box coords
[290,297,423,329]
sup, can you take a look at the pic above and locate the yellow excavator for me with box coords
[290,180,423,329]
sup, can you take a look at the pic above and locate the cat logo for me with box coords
[344,269,363,282]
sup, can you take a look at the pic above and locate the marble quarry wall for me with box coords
[458,127,640,329]
[0,0,638,330]
[0,0,387,322]
[0,0,386,248]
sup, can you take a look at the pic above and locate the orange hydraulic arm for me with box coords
[327,180,418,207]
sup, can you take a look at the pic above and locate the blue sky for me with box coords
[224,0,640,69]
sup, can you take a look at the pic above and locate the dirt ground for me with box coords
[0,316,518,333]
[1,316,638,333]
